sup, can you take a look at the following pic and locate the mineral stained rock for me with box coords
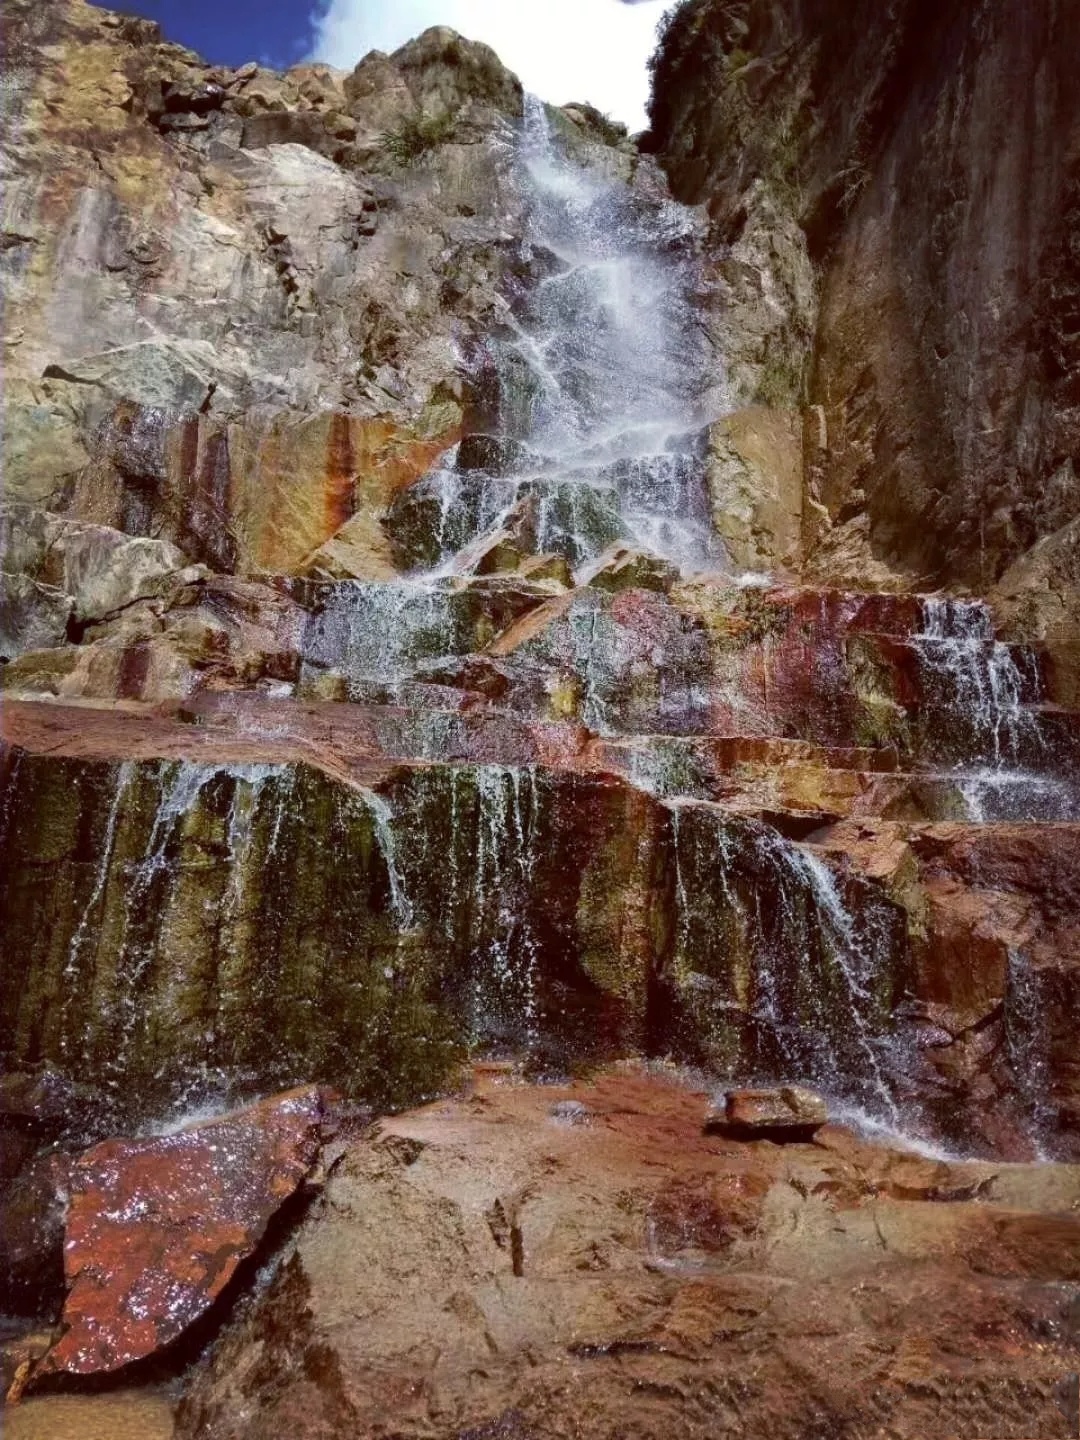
[39,1087,329,1377]
[1,1,1079,1432]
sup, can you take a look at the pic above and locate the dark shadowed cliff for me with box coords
[650,0,1080,602]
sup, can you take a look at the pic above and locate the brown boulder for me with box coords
[705,1086,829,1141]
[38,1087,329,1378]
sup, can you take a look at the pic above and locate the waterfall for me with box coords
[954,769,1075,823]
[473,766,542,1045]
[110,764,280,1078]
[669,803,905,1126]
[384,95,725,587]
[1005,950,1055,1158]
[51,762,418,1084]
[382,765,546,1049]
[64,759,135,979]
[913,597,1043,765]
[910,597,1074,821]
[217,766,284,946]
[300,580,465,691]
[361,788,415,930]
[60,760,136,1059]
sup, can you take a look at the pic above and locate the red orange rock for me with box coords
[40,1087,329,1377]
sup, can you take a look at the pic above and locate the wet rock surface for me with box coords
[38,1087,328,1377]
[3,703,1078,1158]
[1,4,1079,1436]
[176,1068,1080,1440]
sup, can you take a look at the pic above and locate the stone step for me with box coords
[6,697,1076,828]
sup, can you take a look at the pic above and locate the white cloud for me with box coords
[308,0,666,131]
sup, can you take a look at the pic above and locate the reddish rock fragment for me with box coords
[41,1087,328,1377]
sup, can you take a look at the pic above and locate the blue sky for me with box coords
[111,1,666,129]
[114,0,320,70]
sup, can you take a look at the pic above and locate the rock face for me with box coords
[2,0,523,596]
[3,674,1078,1160]
[176,1068,1080,1440]
[1,0,1078,1181]
[40,1087,328,1377]
[649,0,1080,593]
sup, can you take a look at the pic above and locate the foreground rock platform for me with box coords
[174,1066,1080,1440]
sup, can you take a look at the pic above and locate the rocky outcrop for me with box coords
[705,407,803,574]
[2,4,1079,1433]
[176,1067,1080,1440]
[649,0,1080,592]
[0,740,668,1124]
[3,670,1078,1160]
[993,516,1080,708]
[1,0,526,589]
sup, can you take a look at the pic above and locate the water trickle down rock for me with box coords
[1,8,1078,1169]
[0,757,470,1121]
[665,802,909,1129]
[909,597,1076,820]
[385,97,727,584]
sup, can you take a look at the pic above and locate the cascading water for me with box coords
[362,788,415,930]
[302,100,727,715]
[914,598,1041,763]
[912,597,1075,820]
[1005,950,1055,1159]
[669,804,908,1129]
[108,764,284,1086]
[442,97,722,573]
[383,96,726,599]
[46,760,429,1112]
[300,580,465,694]
[5,97,1068,1170]
[384,764,546,1049]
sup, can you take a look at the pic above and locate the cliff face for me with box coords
[650,0,1080,597]
[2,2,532,595]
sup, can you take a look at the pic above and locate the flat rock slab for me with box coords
[40,1087,328,1377]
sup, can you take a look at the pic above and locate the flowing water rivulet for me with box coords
[1,100,1075,1159]
[417,97,725,574]
[299,99,725,697]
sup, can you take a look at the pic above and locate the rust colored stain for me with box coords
[248,415,460,575]
[324,413,357,540]
[40,1087,328,1377]
[115,642,151,702]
